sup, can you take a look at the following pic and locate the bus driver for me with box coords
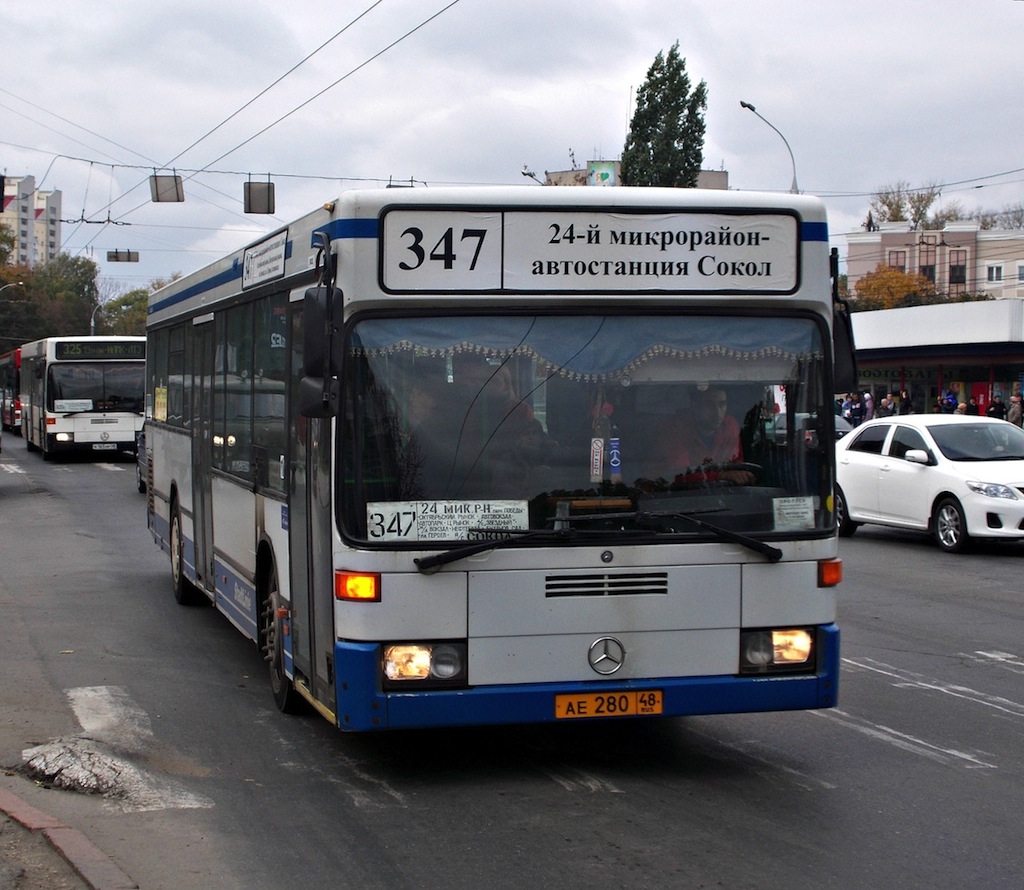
[658,385,755,485]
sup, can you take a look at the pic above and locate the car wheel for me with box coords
[933,497,969,553]
[835,486,858,537]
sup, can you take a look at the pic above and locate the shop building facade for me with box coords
[851,300,1024,413]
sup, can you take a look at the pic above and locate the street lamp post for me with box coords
[0,281,24,296]
[90,303,103,336]
[740,101,799,194]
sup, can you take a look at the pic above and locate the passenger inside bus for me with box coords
[404,355,548,498]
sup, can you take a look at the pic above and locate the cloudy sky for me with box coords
[2,0,1022,294]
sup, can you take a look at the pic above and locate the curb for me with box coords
[0,787,137,890]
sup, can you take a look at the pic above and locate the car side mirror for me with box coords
[904,449,931,465]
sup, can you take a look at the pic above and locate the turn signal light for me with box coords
[818,558,842,587]
[335,571,380,602]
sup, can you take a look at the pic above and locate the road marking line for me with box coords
[712,738,838,790]
[963,650,1024,675]
[542,765,623,793]
[813,709,996,769]
[0,463,26,474]
[843,656,1024,721]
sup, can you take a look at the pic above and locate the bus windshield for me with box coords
[341,313,831,544]
[47,362,146,413]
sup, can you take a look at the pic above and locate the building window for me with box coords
[949,249,967,293]
[888,250,906,273]
[987,265,1003,283]
[919,241,936,282]
[1018,265,1024,282]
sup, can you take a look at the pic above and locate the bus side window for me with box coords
[214,305,254,479]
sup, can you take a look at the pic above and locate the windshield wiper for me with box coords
[561,509,783,563]
[413,506,783,573]
[413,526,647,574]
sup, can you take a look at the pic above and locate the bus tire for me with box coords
[170,502,202,605]
[259,559,301,714]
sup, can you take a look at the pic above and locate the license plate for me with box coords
[92,443,117,450]
[555,689,663,719]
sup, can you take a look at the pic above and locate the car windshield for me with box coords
[928,422,1024,461]
[339,313,833,544]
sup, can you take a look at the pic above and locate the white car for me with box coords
[835,414,1024,552]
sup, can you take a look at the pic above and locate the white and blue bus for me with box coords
[146,186,854,731]
[20,335,145,459]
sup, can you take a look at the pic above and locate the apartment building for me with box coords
[1,175,62,267]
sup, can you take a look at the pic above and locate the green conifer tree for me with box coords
[621,42,708,187]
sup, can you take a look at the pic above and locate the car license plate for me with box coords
[555,689,663,719]
[92,443,117,450]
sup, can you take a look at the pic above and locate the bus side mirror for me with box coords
[300,284,342,418]
[303,286,340,378]
[830,248,858,392]
[298,374,339,418]
[833,303,858,392]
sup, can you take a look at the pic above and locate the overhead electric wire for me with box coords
[155,0,387,173]
[188,0,465,172]
[103,0,465,225]
[3,0,393,253]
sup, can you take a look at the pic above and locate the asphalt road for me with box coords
[1,439,1022,889]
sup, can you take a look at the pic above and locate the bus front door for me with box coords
[192,319,215,591]
[287,304,337,712]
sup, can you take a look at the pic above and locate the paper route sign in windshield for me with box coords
[366,500,530,542]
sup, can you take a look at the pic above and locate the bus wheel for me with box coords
[260,564,301,714]
[170,504,201,605]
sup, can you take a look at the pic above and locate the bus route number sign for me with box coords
[54,340,146,361]
[366,500,529,542]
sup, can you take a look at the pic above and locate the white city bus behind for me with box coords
[20,336,145,458]
[146,186,853,732]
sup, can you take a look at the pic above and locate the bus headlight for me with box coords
[56,432,73,443]
[739,628,814,674]
[383,642,467,687]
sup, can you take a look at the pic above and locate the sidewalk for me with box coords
[0,786,136,890]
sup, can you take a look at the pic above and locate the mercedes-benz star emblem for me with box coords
[587,637,626,675]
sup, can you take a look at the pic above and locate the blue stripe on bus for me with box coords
[149,262,244,315]
[801,221,828,242]
[333,624,839,731]
[313,218,380,244]
[214,557,259,641]
[149,236,297,315]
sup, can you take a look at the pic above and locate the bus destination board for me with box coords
[54,340,146,361]
[381,209,800,294]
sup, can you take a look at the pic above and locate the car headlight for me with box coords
[966,481,1019,500]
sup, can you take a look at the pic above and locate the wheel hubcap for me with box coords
[938,506,961,547]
